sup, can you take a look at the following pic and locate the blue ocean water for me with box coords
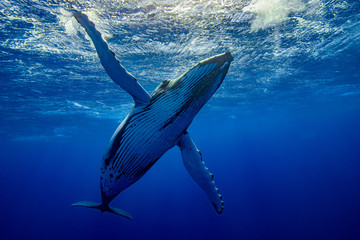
[1,0,360,239]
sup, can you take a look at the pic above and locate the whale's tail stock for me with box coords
[72,201,132,220]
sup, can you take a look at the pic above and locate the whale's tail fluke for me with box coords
[72,201,132,220]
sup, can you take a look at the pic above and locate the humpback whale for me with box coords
[71,11,233,220]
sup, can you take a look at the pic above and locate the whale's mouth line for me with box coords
[199,52,233,68]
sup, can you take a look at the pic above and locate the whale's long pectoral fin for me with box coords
[73,11,150,106]
[178,132,224,214]
[72,201,132,220]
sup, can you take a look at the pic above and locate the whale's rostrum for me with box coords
[71,11,233,220]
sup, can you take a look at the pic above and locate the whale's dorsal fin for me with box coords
[73,11,150,106]
[178,132,224,214]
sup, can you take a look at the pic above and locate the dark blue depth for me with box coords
[0,107,359,240]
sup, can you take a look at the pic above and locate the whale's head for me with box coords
[194,51,233,96]
[151,52,233,109]
[173,51,233,110]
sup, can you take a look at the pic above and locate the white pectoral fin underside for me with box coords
[178,132,224,214]
[73,11,150,105]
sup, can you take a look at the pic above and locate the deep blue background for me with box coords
[1,106,359,240]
